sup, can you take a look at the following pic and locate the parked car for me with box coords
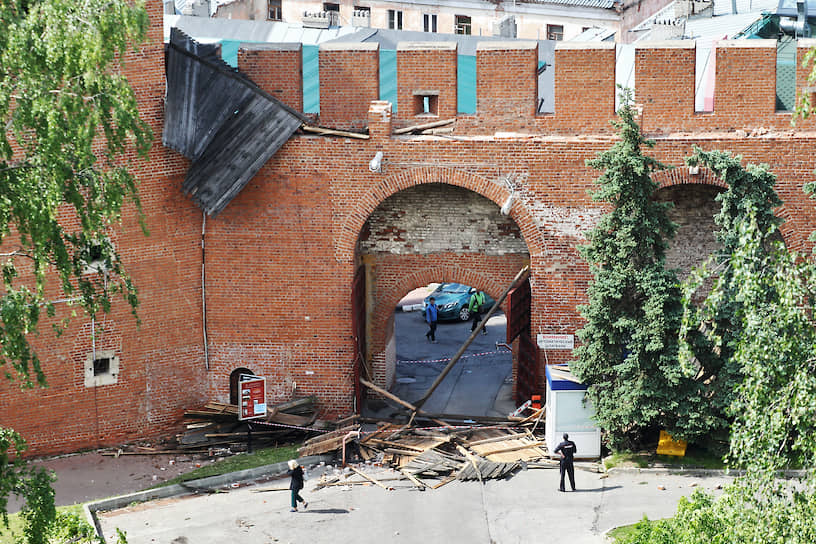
[423,283,495,322]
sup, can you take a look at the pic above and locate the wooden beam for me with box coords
[359,378,449,427]
[431,475,457,489]
[400,469,429,490]
[393,118,455,135]
[349,466,391,490]
[479,441,547,457]
[466,432,529,447]
[301,124,369,140]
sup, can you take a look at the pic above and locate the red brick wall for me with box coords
[476,41,538,131]
[395,43,458,126]
[238,44,303,112]
[0,0,205,456]
[712,40,777,129]
[319,42,379,131]
[4,10,816,456]
[636,42,697,134]
[549,42,617,133]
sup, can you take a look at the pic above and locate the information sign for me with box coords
[238,375,267,421]
[537,334,575,350]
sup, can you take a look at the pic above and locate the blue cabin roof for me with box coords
[545,364,588,391]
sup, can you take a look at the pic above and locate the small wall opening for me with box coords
[413,91,439,116]
[230,367,255,405]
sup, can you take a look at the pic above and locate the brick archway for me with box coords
[334,166,544,261]
[652,167,796,247]
[652,167,727,190]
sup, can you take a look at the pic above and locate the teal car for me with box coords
[423,283,495,321]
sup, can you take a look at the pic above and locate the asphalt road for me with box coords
[386,308,515,417]
[98,466,733,544]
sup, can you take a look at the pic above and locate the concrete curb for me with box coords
[605,466,807,477]
[85,454,334,543]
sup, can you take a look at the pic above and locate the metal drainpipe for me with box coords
[202,212,210,371]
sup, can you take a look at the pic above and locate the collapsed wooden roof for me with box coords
[163,28,306,216]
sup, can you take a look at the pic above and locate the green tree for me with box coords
[0,0,150,541]
[0,0,150,386]
[676,147,782,443]
[618,215,816,544]
[572,90,687,449]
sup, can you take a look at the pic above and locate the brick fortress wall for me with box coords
[3,10,816,456]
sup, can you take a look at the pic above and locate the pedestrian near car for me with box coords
[554,433,577,492]
[468,289,487,334]
[287,459,308,512]
[425,297,439,343]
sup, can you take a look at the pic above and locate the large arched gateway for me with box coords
[355,182,530,405]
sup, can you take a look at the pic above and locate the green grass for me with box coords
[604,445,726,470]
[0,504,83,544]
[1,444,303,543]
[607,522,644,540]
[153,444,301,488]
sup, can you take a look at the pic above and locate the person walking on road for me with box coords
[554,433,577,492]
[287,459,308,512]
[425,297,439,343]
[468,288,487,334]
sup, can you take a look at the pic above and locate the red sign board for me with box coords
[239,376,267,420]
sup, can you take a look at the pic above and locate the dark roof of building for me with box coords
[163,28,306,216]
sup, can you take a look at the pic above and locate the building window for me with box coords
[388,9,403,29]
[423,13,437,33]
[268,0,282,20]
[93,357,111,376]
[547,24,564,41]
[84,350,120,387]
[455,15,472,35]
[354,5,370,14]
[80,237,112,275]
[323,2,339,11]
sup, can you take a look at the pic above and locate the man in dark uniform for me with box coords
[554,433,577,492]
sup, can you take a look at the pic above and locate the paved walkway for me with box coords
[97,466,732,544]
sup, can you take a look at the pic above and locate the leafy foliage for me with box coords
[573,90,688,448]
[795,46,816,121]
[677,147,783,442]
[0,0,150,387]
[617,215,816,544]
[0,429,56,543]
[0,2,150,542]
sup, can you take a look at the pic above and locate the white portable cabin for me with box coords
[545,364,601,459]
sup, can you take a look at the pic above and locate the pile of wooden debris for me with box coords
[177,396,320,451]
[300,406,551,489]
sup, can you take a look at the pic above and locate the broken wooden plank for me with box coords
[456,445,483,483]
[465,432,530,447]
[399,469,428,490]
[349,466,391,490]
[431,475,457,489]
[384,447,428,457]
[367,439,425,452]
[393,118,455,135]
[517,406,545,425]
[359,378,449,426]
[479,441,547,457]
[302,124,369,140]
[269,396,316,413]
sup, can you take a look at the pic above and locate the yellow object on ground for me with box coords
[657,430,687,457]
